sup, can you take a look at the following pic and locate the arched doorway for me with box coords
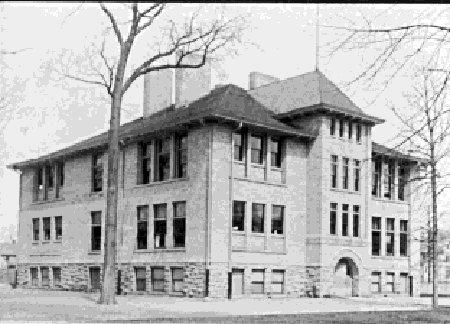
[333,257,359,297]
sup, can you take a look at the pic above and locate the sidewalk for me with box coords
[1,285,442,322]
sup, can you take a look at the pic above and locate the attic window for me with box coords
[330,117,336,136]
[233,131,245,162]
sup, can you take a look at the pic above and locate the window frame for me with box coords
[353,205,359,237]
[137,205,149,250]
[41,266,50,287]
[135,267,147,292]
[386,218,395,256]
[330,203,337,235]
[151,267,165,292]
[342,204,349,236]
[153,203,167,249]
[372,156,382,197]
[171,267,184,293]
[330,117,336,136]
[233,131,245,162]
[386,272,395,293]
[30,267,38,286]
[173,201,186,248]
[32,218,40,242]
[339,119,344,137]
[383,159,395,199]
[356,123,362,143]
[331,155,338,189]
[139,141,152,185]
[271,270,285,294]
[174,134,188,179]
[251,269,265,294]
[271,205,284,235]
[398,164,407,201]
[155,137,171,182]
[371,271,381,293]
[91,211,102,251]
[342,157,349,190]
[348,121,353,140]
[372,217,381,256]
[232,200,245,232]
[250,134,264,165]
[400,219,408,256]
[270,137,282,168]
[354,159,360,192]
[43,217,51,241]
[54,216,62,241]
[52,267,62,287]
[251,203,265,234]
[92,152,103,192]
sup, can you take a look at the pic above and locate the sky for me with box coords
[1,3,449,241]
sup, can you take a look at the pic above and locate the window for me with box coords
[232,201,245,231]
[400,220,408,256]
[89,267,101,290]
[32,218,39,241]
[342,204,349,236]
[398,164,407,201]
[46,165,54,189]
[155,137,171,181]
[172,268,184,292]
[339,119,344,137]
[175,134,187,178]
[330,117,336,136]
[386,272,395,292]
[41,267,49,286]
[271,270,285,294]
[348,121,353,139]
[356,123,362,142]
[154,204,167,248]
[92,153,103,192]
[384,159,395,199]
[270,138,282,168]
[251,269,265,294]
[37,167,44,190]
[139,142,152,184]
[137,206,148,250]
[250,135,264,164]
[386,218,395,256]
[251,203,265,233]
[57,162,64,187]
[30,268,38,286]
[331,155,338,188]
[233,132,245,162]
[330,203,337,235]
[151,267,165,292]
[353,205,359,237]
[173,201,186,248]
[43,217,51,241]
[354,159,360,192]
[135,267,146,292]
[91,211,101,251]
[342,157,349,189]
[53,267,61,287]
[372,157,381,197]
[400,273,408,294]
[55,216,62,240]
[271,205,284,235]
[372,217,381,256]
[371,272,381,293]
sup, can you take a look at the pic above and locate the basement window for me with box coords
[398,164,407,201]
[171,268,184,293]
[135,267,146,292]
[139,142,152,184]
[271,270,285,294]
[251,269,265,294]
[151,267,165,292]
[173,201,186,248]
[330,117,336,136]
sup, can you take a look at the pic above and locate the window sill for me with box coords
[270,167,282,172]
[53,240,62,244]
[89,191,104,198]
[371,255,409,260]
[32,241,39,245]
[234,177,286,187]
[133,248,186,253]
[31,197,65,205]
[330,188,361,195]
[134,177,189,188]
[251,163,265,169]
[88,251,101,255]
[234,160,245,166]
[371,197,408,205]
[251,233,265,237]
[232,231,245,235]
[270,234,285,238]
[42,241,50,244]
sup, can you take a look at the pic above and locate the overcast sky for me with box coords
[1,3,449,241]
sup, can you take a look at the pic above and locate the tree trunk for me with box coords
[430,140,438,308]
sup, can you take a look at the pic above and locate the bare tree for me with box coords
[59,3,245,304]
[387,70,450,308]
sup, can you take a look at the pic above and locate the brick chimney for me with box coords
[248,71,279,90]
[142,53,212,118]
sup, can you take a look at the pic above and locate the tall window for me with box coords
[139,142,152,184]
[331,155,338,188]
[342,204,349,236]
[251,203,265,233]
[92,153,103,192]
[135,267,146,292]
[57,162,64,188]
[372,157,381,197]
[175,134,187,178]
[151,267,165,292]
[53,267,61,287]
[356,123,362,142]
[232,201,245,231]
[251,269,265,294]
[372,217,381,256]
[155,138,171,181]
[386,218,395,256]
[270,138,282,168]
[400,220,408,256]
[37,167,44,190]
[386,272,395,292]
[55,216,62,240]
[250,135,264,164]
[46,165,54,190]
[91,211,101,251]
[353,205,359,237]
[271,270,285,294]
[330,203,337,235]
[154,204,167,248]
[271,205,284,235]
[173,201,186,248]
[171,268,184,292]
[30,268,38,286]
[384,159,395,199]
[43,217,51,241]
[330,117,336,136]
[339,119,344,137]
[137,206,148,250]
[233,132,245,162]
[354,159,360,192]
[348,121,353,139]
[398,164,407,201]
[41,267,49,286]
[32,218,39,241]
[342,157,349,189]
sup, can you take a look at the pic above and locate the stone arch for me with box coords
[331,249,362,297]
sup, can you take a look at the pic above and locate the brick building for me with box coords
[8,68,422,298]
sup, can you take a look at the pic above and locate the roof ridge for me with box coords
[316,70,360,111]
[249,70,317,92]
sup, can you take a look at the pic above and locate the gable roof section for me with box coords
[249,70,383,124]
[8,84,313,169]
[372,142,428,164]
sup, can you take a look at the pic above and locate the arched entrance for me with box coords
[333,257,359,297]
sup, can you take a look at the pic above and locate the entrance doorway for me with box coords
[231,269,244,297]
[333,257,359,297]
